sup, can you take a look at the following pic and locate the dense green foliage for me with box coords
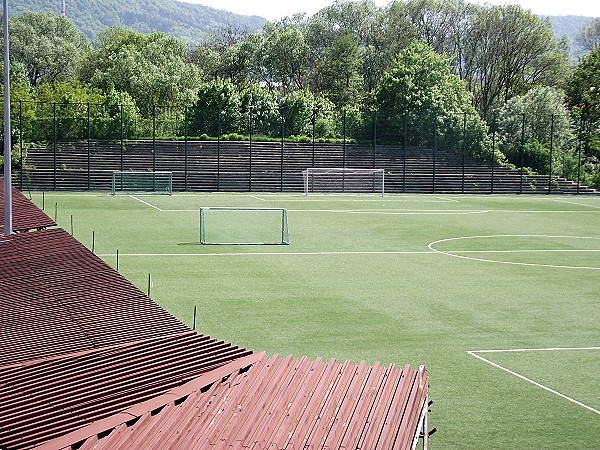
[9,0,266,42]
[496,87,579,176]
[79,28,201,114]
[7,12,88,85]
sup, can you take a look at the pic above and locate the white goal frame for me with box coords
[303,167,385,196]
[111,171,173,195]
[200,207,289,245]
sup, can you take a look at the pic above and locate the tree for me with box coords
[320,32,364,107]
[189,78,243,136]
[79,28,201,115]
[562,45,600,187]
[375,40,489,158]
[261,24,311,92]
[496,86,578,174]
[564,45,600,118]
[6,12,89,85]
[575,18,600,55]
[376,40,473,114]
[461,5,568,117]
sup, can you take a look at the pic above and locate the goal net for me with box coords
[111,171,173,195]
[200,207,289,245]
[303,168,385,196]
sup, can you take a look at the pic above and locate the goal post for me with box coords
[111,171,173,195]
[200,207,289,245]
[303,168,385,196]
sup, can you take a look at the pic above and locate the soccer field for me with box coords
[31,192,600,449]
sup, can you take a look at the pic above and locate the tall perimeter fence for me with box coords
[4,101,599,194]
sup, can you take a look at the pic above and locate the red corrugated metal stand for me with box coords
[0,229,252,449]
[0,228,192,365]
[0,181,56,232]
[1,186,430,449]
[40,354,428,450]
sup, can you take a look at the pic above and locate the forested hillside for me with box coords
[548,15,594,59]
[9,0,266,42]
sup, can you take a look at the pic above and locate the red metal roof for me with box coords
[0,332,252,449]
[0,180,56,232]
[0,227,252,449]
[0,228,191,365]
[40,355,428,450]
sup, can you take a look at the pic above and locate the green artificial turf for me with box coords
[32,192,600,449]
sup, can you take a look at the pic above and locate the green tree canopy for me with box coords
[375,40,473,113]
[375,40,489,158]
[6,12,89,86]
[79,27,201,114]
[496,86,577,174]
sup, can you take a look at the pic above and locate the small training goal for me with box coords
[303,168,385,196]
[111,171,173,195]
[200,207,289,245]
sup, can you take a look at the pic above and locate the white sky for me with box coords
[180,0,599,21]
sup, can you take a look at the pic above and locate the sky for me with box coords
[180,0,600,21]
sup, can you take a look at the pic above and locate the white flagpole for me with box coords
[3,0,13,236]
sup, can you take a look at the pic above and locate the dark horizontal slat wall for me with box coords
[19,140,599,195]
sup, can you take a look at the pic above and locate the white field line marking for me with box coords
[435,196,459,203]
[452,249,600,254]
[472,347,600,353]
[129,196,162,211]
[549,198,600,209]
[286,209,488,215]
[96,251,436,257]
[250,195,266,201]
[152,209,490,214]
[169,194,458,203]
[467,349,600,416]
[429,235,600,270]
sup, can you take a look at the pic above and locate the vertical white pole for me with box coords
[3,0,13,236]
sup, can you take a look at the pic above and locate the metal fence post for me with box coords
[311,108,316,168]
[519,113,525,194]
[120,103,124,172]
[152,104,156,173]
[342,109,347,168]
[548,114,554,194]
[372,110,377,168]
[491,112,496,194]
[18,100,23,189]
[576,115,584,194]
[461,112,466,194]
[432,113,437,193]
[53,102,57,190]
[87,102,91,190]
[402,111,407,193]
[184,105,188,192]
[217,108,221,191]
[280,107,284,192]
[249,106,253,192]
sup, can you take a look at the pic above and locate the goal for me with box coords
[200,207,289,245]
[111,171,173,195]
[303,168,385,196]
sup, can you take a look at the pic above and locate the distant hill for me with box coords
[546,15,594,59]
[9,0,267,43]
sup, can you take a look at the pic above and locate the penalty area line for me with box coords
[96,250,436,257]
[129,196,162,211]
[467,349,600,416]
